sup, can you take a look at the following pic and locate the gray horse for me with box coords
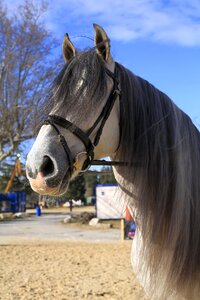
[26,24,200,300]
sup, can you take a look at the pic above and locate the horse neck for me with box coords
[113,62,200,298]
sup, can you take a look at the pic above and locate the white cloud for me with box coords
[48,0,200,46]
[6,0,200,46]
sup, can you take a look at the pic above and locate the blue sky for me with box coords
[9,0,200,123]
[8,0,200,159]
[46,0,200,126]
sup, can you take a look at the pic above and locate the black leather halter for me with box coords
[43,63,125,175]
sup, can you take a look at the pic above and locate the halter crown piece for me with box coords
[43,63,125,175]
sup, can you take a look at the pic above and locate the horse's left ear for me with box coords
[62,33,76,62]
[93,24,111,62]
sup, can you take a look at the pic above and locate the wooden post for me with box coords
[121,218,125,241]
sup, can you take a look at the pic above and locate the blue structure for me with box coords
[0,192,26,213]
[35,206,41,216]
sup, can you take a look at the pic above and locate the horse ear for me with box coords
[93,24,111,61]
[62,33,76,62]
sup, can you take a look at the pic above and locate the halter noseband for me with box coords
[43,63,124,175]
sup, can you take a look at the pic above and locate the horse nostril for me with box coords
[26,166,37,179]
[39,156,55,177]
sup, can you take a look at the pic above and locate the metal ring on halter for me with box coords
[73,152,92,172]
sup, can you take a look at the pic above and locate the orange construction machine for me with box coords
[4,155,22,193]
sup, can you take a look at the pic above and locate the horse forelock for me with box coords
[43,50,108,123]
[116,63,200,298]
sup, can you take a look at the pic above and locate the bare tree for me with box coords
[0,0,60,161]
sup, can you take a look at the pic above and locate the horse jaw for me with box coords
[93,100,120,159]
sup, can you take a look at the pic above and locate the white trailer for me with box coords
[96,184,125,219]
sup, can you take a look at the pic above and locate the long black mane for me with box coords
[46,48,200,297]
[116,62,200,297]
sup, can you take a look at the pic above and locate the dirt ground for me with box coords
[0,240,148,300]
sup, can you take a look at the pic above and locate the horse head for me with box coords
[26,24,120,195]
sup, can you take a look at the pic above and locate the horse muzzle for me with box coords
[26,155,70,195]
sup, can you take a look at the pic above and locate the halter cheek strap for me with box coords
[43,63,125,176]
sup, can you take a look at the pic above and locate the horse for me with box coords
[26,24,200,299]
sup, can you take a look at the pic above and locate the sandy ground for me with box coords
[0,241,149,300]
[0,208,148,300]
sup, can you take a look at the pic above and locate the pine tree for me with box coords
[99,166,117,184]
[66,175,86,201]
